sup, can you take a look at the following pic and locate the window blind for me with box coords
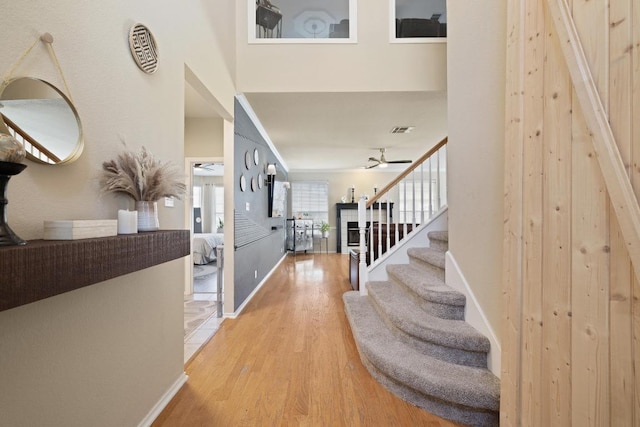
[291,181,329,223]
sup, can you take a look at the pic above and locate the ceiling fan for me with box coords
[366,148,412,169]
[193,162,224,175]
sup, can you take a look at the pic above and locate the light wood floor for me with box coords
[154,254,461,426]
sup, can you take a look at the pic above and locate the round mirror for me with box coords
[0,77,83,164]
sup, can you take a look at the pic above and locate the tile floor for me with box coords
[184,269,224,364]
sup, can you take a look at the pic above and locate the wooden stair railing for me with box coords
[1,114,61,164]
[357,137,448,293]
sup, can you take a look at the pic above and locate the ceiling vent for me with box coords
[390,126,415,134]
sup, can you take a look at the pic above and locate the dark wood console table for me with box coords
[0,230,189,312]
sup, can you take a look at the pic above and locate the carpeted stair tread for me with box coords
[427,230,449,244]
[386,264,466,307]
[343,291,500,414]
[408,247,446,269]
[367,281,490,353]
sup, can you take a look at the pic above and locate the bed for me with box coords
[192,233,224,265]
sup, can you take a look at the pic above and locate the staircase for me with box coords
[343,231,500,426]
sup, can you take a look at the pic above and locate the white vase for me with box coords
[136,201,159,231]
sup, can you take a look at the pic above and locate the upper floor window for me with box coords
[250,0,357,43]
[391,0,447,42]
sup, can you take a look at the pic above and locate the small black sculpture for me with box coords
[0,161,27,246]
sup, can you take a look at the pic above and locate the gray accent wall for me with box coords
[233,98,288,310]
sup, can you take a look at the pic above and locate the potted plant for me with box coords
[320,221,330,238]
[217,217,224,233]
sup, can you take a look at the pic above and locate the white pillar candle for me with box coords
[118,210,138,234]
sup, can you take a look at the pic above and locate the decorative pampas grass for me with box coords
[101,146,186,202]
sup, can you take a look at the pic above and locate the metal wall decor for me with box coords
[245,150,252,170]
[129,23,159,74]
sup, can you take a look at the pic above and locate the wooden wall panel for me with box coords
[500,0,525,423]
[632,1,640,422]
[570,100,611,427]
[609,0,635,425]
[502,0,639,424]
[520,1,546,423]
[571,2,612,425]
[541,3,572,424]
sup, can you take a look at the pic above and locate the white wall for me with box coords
[184,117,224,158]
[0,1,236,425]
[237,0,447,93]
[447,2,506,337]
[0,262,183,427]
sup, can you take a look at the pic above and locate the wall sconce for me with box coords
[266,163,276,217]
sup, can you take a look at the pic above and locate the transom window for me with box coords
[391,0,447,42]
[250,0,357,43]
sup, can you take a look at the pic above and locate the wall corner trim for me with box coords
[445,251,501,376]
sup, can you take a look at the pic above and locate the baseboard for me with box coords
[138,372,188,427]
[225,254,287,319]
[445,252,501,376]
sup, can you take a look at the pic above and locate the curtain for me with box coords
[201,183,216,233]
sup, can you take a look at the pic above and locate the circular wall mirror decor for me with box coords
[0,77,83,164]
[244,150,252,170]
[253,148,259,165]
[129,23,159,74]
[258,173,263,189]
[239,174,246,191]
[251,176,257,192]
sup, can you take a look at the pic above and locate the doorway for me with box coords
[183,157,225,362]
[188,159,224,295]
[183,64,232,362]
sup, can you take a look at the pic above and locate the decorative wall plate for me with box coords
[258,173,263,189]
[251,177,257,192]
[239,174,246,191]
[129,23,159,74]
[253,148,260,165]
[245,150,252,170]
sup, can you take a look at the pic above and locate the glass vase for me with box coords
[136,201,159,232]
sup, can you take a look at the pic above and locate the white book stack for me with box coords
[43,220,118,240]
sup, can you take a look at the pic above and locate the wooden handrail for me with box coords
[1,114,62,163]
[546,0,640,280]
[367,136,447,208]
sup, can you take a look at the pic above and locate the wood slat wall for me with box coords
[502,0,639,425]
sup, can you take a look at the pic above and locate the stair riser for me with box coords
[408,257,445,281]
[358,351,499,427]
[429,240,448,252]
[369,297,488,368]
[390,277,465,320]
